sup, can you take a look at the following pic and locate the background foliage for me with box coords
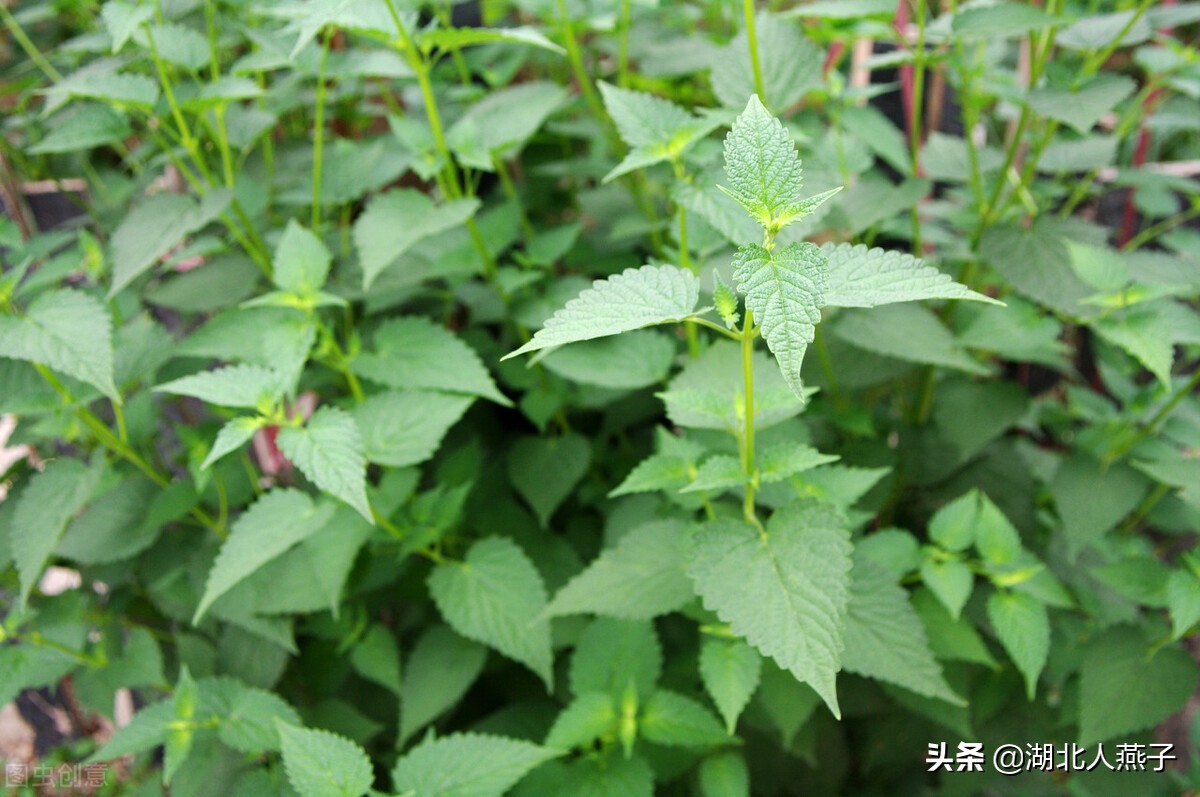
[2,0,1200,795]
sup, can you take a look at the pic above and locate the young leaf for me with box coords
[569,618,662,700]
[428,537,554,688]
[503,265,701,359]
[545,692,618,750]
[164,666,198,785]
[841,556,964,705]
[986,590,1049,700]
[194,489,336,622]
[732,241,827,399]
[699,638,762,733]
[687,502,853,717]
[353,189,480,288]
[542,519,693,620]
[12,458,103,608]
[698,751,750,797]
[639,690,731,747]
[353,316,510,406]
[758,441,838,483]
[156,364,289,411]
[0,288,119,401]
[277,406,372,522]
[353,390,472,468]
[202,417,266,469]
[109,190,232,296]
[277,721,373,797]
[680,455,746,494]
[272,220,331,297]
[720,95,804,229]
[540,330,676,390]
[821,243,1001,308]
[400,625,488,744]
[712,271,740,329]
[920,558,974,619]
[598,82,720,181]
[392,733,561,797]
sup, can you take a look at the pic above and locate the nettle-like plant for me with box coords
[506,94,998,720]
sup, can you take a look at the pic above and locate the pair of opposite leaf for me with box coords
[505,94,1000,399]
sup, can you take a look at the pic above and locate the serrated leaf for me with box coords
[681,455,746,494]
[713,270,740,329]
[699,638,761,733]
[507,434,590,528]
[419,25,565,54]
[156,364,289,410]
[928,491,979,552]
[29,104,132,154]
[353,390,472,468]
[597,82,718,180]
[841,556,964,705]
[353,316,509,406]
[821,243,1000,308]
[1079,627,1198,745]
[609,448,697,497]
[920,558,973,620]
[503,265,701,359]
[1167,570,1200,640]
[401,625,487,743]
[202,417,265,469]
[109,190,232,296]
[277,721,373,797]
[12,458,103,608]
[545,692,617,750]
[0,289,118,401]
[569,618,662,701]
[102,0,154,51]
[447,81,567,170]
[429,537,553,687]
[911,588,998,666]
[353,190,480,288]
[832,304,990,375]
[277,407,372,522]
[194,489,335,622]
[987,590,1049,700]
[543,519,692,620]
[720,96,804,228]
[758,441,838,483]
[540,330,676,390]
[273,220,331,296]
[712,13,823,112]
[733,242,827,399]
[1027,74,1137,134]
[1091,302,1178,388]
[687,502,852,717]
[392,733,561,797]
[164,666,197,785]
[640,689,731,747]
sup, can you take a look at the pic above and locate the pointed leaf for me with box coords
[401,625,488,743]
[277,407,372,522]
[821,243,1000,308]
[640,690,731,747]
[156,364,288,410]
[0,289,118,401]
[277,721,373,797]
[273,220,331,296]
[353,190,480,288]
[109,190,232,296]
[202,417,265,469]
[720,95,804,228]
[699,638,762,733]
[986,590,1049,699]
[507,434,590,528]
[353,390,472,467]
[545,693,618,750]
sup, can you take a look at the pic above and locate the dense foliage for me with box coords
[2,0,1200,794]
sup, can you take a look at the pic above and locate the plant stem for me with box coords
[1121,203,1200,252]
[740,311,761,528]
[556,0,607,128]
[312,28,332,230]
[742,0,766,103]
[0,4,62,82]
[1109,368,1200,462]
[908,0,927,255]
[495,155,535,243]
[617,0,633,87]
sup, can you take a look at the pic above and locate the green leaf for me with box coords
[156,364,289,411]
[273,220,331,296]
[920,558,974,620]
[353,317,509,406]
[202,417,265,469]
[986,590,1049,699]
[12,458,103,608]
[841,556,964,705]
[1090,303,1179,388]
[277,407,372,522]
[56,478,163,565]
[720,96,804,229]
[951,2,1062,37]
[541,330,676,390]
[194,489,335,622]
[609,434,702,496]
[164,666,198,785]
[419,25,565,55]
[447,81,567,170]
[1051,454,1149,558]
[911,588,998,666]
[350,624,402,698]
[1027,74,1137,134]
[681,455,746,494]
[401,625,488,744]
[569,618,662,701]
[543,519,693,620]
[698,751,750,797]
[101,0,154,51]
[277,721,373,797]
[353,390,472,468]
[1167,570,1200,640]
[392,733,561,797]
[0,288,118,401]
[29,104,132,154]
[713,271,741,329]
[687,502,853,717]
[429,537,554,688]
[507,434,591,528]
[758,441,838,483]
[640,689,731,747]
[45,64,160,111]
[109,190,232,296]
[732,242,827,399]
[832,304,990,375]
[699,638,762,733]
[545,692,618,750]
[928,491,979,552]
[1078,627,1198,745]
[712,13,823,112]
[981,219,1103,319]
[821,243,1000,309]
[597,82,719,180]
[353,190,480,288]
[502,265,701,359]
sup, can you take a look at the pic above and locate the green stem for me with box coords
[1121,203,1200,252]
[495,155,535,243]
[740,311,761,528]
[312,28,332,230]
[0,4,62,82]
[617,0,633,87]
[556,0,608,129]
[908,0,927,255]
[1109,368,1200,462]
[24,632,106,667]
[742,0,766,103]
[689,316,742,341]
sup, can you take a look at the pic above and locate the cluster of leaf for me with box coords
[2,0,1200,796]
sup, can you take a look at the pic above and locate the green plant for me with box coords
[2,0,1200,795]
